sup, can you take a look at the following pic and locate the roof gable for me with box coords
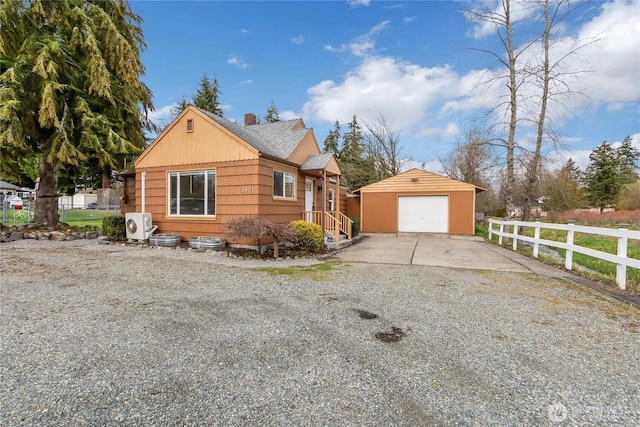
[358,169,485,193]
[135,106,259,168]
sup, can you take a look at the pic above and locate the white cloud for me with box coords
[227,55,249,69]
[470,1,639,114]
[303,56,461,131]
[348,0,370,7]
[547,133,640,172]
[443,0,640,137]
[148,104,176,126]
[304,0,639,165]
[280,110,299,121]
[238,29,251,35]
[547,148,593,171]
[466,0,539,39]
[291,34,305,45]
[403,16,418,24]
[324,20,390,57]
[571,0,640,106]
[417,122,460,139]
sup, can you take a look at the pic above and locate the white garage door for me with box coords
[398,196,449,233]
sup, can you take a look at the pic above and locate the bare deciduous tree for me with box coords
[442,126,498,187]
[363,114,404,180]
[465,0,593,220]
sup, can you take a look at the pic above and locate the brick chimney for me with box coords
[244,113,257,126]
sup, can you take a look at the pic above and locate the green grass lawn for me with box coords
[479,220,640,294]
[1,208,119,229]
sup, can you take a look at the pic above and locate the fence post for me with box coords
[533,221,541,258]
[499,223,504,245]
[513,223,519,251]
[488,219,493,240]
[565,220,575,270]
[617,224,629,290]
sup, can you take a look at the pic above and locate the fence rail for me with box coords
[488,219,640,290]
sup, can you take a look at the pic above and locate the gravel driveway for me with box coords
[1,239,639,426]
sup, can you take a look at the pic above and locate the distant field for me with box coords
[1,208,120,229]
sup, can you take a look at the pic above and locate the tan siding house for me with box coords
[128,106,350,243]
[352,169,484,235]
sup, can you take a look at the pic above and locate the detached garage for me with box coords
[353,169,485,235]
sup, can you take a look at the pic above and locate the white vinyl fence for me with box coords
[488,219,640,290]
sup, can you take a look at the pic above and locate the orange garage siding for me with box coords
[358,169,483,236]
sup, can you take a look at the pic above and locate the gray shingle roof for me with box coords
[197,107,308,161]
[300,154,333,171]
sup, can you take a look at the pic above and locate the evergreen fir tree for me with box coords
[322,121,341,156]
[583,142,621,208]
[264,101,280,123]
[192,74,223,116]
[0,0,154,224]
[617,135,640,185]
[340,115,376,190]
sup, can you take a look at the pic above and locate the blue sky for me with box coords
[132,0,640,173]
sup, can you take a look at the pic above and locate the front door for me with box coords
[305,179,314,212]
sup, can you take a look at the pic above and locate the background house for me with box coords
[350,169,485,235]
[128,106,350,242]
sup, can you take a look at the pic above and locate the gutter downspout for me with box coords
[141,171,146,213]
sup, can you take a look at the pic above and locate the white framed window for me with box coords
[328,188,335,212]
[168,170,216,216]
[273,171,295,198]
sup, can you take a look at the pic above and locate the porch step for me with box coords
[325,234,352,250]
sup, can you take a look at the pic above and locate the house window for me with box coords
[273,171,295,198]
[328,188,335,212]
[168,170,215,215]
[186,119,194,132]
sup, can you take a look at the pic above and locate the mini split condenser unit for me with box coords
[125,212,154,240]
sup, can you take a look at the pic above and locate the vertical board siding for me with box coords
[361,193,398,232]
[346,196,361,220]
[288,131,321,165]
[135,110,258,168]
[448,191,474,235]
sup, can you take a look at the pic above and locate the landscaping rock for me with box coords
[50,231,67,241]
[9,232,23,241]
[38,232,51,240]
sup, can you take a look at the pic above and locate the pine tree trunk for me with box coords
[102,169,111,188]
[35,156,59,225]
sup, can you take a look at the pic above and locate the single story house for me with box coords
[126,105,351,243]
[350,169,485,235]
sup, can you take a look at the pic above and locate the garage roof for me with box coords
[355,169,486,194]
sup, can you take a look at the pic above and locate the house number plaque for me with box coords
[241,186,254,193]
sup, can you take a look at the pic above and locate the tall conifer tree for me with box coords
[0,0,154,224]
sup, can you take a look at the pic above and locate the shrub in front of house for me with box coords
[289,220,323,252]
[102,215,126,241]
[350,217,360,237]
[227,216,297,258]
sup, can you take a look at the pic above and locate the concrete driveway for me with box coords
[332,233,554,274]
